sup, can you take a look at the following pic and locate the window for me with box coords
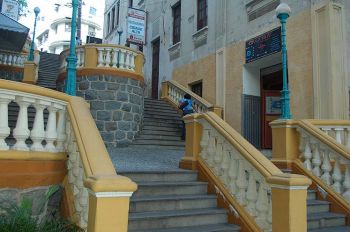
[246,0,280,22]
[107,12,111,33]
[116,2,120,27]
[111,7,115,30]
[89,7,97,16]
[54,4,60,12]
[172,2,181,44]
[88,26,96,36]
[190,81,203,97]
[129,0,133,7]
[197,0,207,30]
[65,23,71,32]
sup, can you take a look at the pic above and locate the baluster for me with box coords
[311,142,321,177]
[76,49,81,67]
[130,53,136,71]
[320,148,332,185]
[331,157,342,193]
[12,55,18,66]
[125,51,131,69]
[0,94,15,150]
[199,128,210,160]
[112,49,118,67]
[105,48,112,67]
[303,136,312,171]
[80,49,85,67]
[267,194,273,230]
[321,128,331,136]
[207,132,217,166]
[228,154,238,194]
[45,104,58,152]
[30,100,50,151]
[220,145,230,181]
[0,54,3,64]
[7,54,12,65]
[213,137,224,174]
[246,169,258,216]
[56,107,66,152]
[13,97,35,151]
[345,128,350,149]
[119,50,125,69]
[255,182,269,230]
[235,159,248,205]
[342,164,350,201]
[334,128,343,144]
[97,48,104,67]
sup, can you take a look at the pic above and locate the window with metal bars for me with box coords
[197,0,207,30]
[172,2,181,44]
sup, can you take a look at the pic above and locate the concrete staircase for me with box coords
[122,170,240,232]
[37,52,60,90]
[133,98,184,149]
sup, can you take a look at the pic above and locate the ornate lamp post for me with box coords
[28,7,40,61]
[65,0,79,96]
[117,26,123,67]
[276,3,292,119]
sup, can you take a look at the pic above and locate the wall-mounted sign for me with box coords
[266,96,281,115]
[127,8,146,45]
[1,0,19,21]
[245,27,281,63]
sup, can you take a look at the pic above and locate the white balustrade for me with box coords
[199,119,272,232]
[0,89,67,152]
[319,126,350,149]
[0,51,26,67]
[298,127,350,201]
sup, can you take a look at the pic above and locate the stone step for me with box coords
[144,114,183,121]
[120,170,198,182]
[133,139,185,147]
[308,189,317,200]
[129,223,240,232]
[143,117,183,125]
[308,212,346,230]
[133,181,208,197]
[135,134,182,141]
[307,200,330,214]
[144,110,180,118]
[142,122,182,129]
[141,129,181,136]
[130,194,217,213]
[308,226,350,232]
[128,208,228,231]
[130,144,185,150]
[144,104,177,112]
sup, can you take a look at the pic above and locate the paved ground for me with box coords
[108,146,185,172]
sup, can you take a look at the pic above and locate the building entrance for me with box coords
[151,39,160,99]
[260,67,282,149]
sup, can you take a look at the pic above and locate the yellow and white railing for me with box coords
[0,51,27,67]
[58,44,144,79]
[162,80,222,117]
[0,79,137,231]
[183,113,311,232]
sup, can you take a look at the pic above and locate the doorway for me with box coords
[261,67,282,149]
[151,38,160,99]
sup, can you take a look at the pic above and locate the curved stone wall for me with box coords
[58,75,143,148]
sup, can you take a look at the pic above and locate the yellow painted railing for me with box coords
[271,119,350,226]
[161,80,223,117]
[0,79,137,232]
[58,44,144,82]
[182,112,311,232]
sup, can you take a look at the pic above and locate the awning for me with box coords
[0,13,29,52]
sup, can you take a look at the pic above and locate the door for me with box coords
[151,39,160,99]
[261,69,282,149]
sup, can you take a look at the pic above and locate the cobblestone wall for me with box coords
[0,185,63,221]
[58,75,144,148]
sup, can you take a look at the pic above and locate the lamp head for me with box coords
[117,26,123,34]
[34,7,40,15]
[276,3,291,17]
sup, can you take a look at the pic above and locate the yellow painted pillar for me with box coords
[85,175,137,232]
[267,174,311,232]
[270,119,299,162]
[161,82,169,99]
[134,54,144,76]
[22,61,38,84]
[179,113,202,170]
[84,46,98,68]
[208,106,223,118]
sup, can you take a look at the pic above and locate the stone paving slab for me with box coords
[108,146,185,172]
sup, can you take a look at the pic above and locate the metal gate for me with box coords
[242,94,261,148]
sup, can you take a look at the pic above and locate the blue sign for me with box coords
[246,27,281,63]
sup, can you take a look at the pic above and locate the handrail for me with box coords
[0,79,137,230]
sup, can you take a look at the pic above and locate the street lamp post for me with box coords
[28,7,40,61]
[117,27,123,68]
[65,0,79,96]
[276,3,292,119]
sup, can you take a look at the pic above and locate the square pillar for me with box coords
[161,82,169,99]
[23,61,38,84]
[208,106,223,118]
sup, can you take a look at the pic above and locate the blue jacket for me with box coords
[179,98,193,114]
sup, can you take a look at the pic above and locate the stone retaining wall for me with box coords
[58,75,144,148]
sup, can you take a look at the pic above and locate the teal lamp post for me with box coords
[276,3,292,119]
[28,7,40,61]
[117,26,123,67]
[65,0,79,96]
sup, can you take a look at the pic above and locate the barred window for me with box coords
[197,0,207,30]
[172,2,181,44]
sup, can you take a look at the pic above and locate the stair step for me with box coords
[141,129,181,136]
[143,118,183,125]
[308,226,350,232]
[134,181,208,197]
[308,189,317,200]
[135,134,182,141]
[307,200,330,214]
[129,223,240,232]
[133,140,184,147]
[142,122,182,129]
[308,212,346,230]
[128,208,228,230]
[130,144,185,150]
[144,115,183,121]
[121,170,197,182]
[144,110,181,118]
[130,194,217,213]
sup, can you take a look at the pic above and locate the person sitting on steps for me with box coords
[178,94,194,140]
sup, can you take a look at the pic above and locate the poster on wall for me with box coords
[127,8,146,45]
[266,96,281,115]
[1,0,19,21]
